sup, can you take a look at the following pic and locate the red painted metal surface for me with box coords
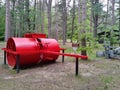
[2,33,88,68]
[6,37,60,68]
[24,33,46,38]
[37,38,60,62]
[39,50,88,59]
[7,38,39,67]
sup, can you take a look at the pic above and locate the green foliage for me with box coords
[92,3,103,15]
[0,3,5,41]
[77,33,99,56]
[110,30,120,45]
[67,11,78,40]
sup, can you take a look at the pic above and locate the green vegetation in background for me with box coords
[0,3,5,41]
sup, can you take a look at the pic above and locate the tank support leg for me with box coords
[16,55,20,73]
[75,57,79,76]
[62,50,64,63]
[4,51,6,65]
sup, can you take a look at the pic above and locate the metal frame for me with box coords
[75,58,79,76]
[62,49,65,63]
[3,50,20,73]
[16,55,20,73]
[2,48,87,76]
[61,49,79,76]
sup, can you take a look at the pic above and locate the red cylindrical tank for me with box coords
[37,38,60,62]
[7,38,60,68]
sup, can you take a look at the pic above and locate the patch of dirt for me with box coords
[0,42,120,90]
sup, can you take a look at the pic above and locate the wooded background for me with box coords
[0,0,120,55]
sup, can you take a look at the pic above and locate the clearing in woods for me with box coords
[0,42,120,90]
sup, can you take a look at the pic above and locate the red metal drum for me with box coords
[37,38,60,62]
[7,38,60,68]
[24,33,46,38]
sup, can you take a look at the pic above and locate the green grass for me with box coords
[0,41,5,44]
[0,42,5,53]
[100,75,114,90]
[100,75,113,84]
[60,45,73,53]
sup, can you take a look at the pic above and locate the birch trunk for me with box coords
[71,0,75,43]
[46,0,52,38]
[5,0,11,41]
[55,0,59,40]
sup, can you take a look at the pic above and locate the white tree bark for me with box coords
[46,0,52,38]
[71,0,75,43]
[78,0,82,42]
[54,0,59,40]
[111,0,115,26]
[5,0,11,41]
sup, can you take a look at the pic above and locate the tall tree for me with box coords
[25,0,30,30]
[111,0,115,26]
[5,0,11,41]
[39,0,42,32]
[41,0,45,33]
[78,0,82,44]
[17,0,24,37]
[90,0,93,32]
[104,0,109,37]
[46,0,52,38]
[62,0,67,45]
[81,0,87,55]
[33,0,36,31]
[37,0,45,33]
[54,0,59,40]
[106,0,109,25]
[0,1,5,40]
[92,0,99,37]
[71,0,76,43]
[110,0,115,45]
[11,0,16,37]
[118,0,120,46]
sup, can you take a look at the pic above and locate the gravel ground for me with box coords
[0,42,120,90]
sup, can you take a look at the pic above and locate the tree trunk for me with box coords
[92,0,99,37]
[90,0,93,32]
[111,0,115,26]
[25,0,30,30]
[18,0,24,37]
[105,0,109,26]
[105,0,109,37]
[62,0,67,45]
[5,0,11,41]
[119,0,120,46]
[81,0,87,56]
[41,0,45,33]
[39,0,42,32]
[11,0,16,37]
[46,0,52,38]
[110,0,115,45]
[71,0,75,43]
[33,0,36,31]
[78,0,82,43]
[54,0,59,40]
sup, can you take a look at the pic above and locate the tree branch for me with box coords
[45,0,48,6]
[98,17,105,26]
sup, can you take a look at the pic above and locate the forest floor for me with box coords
[0,42,120,90]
